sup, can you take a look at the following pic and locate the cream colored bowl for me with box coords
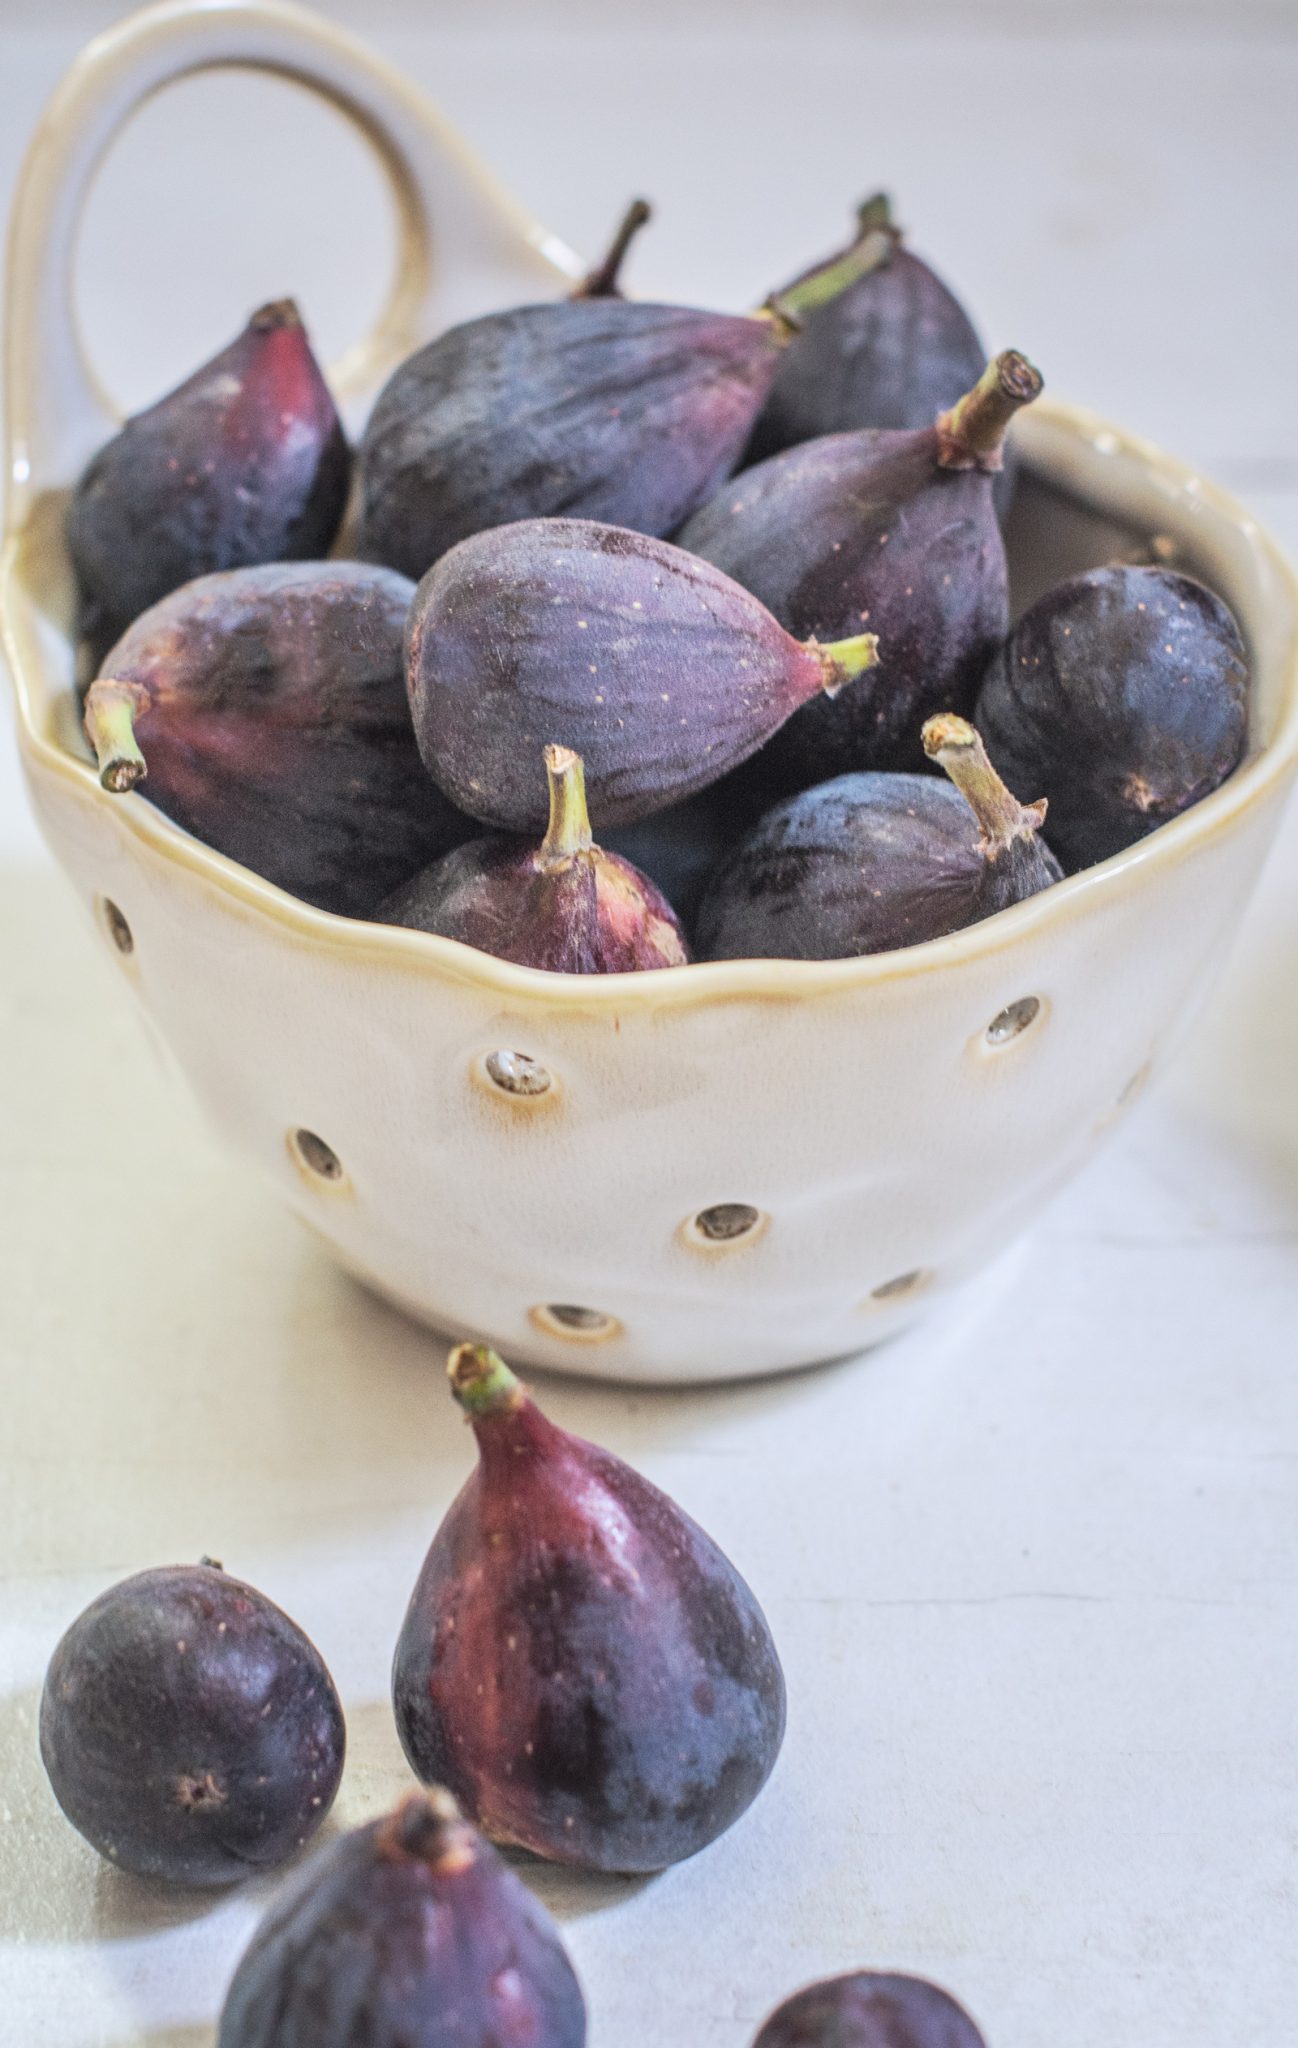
[5,0,1298,1383]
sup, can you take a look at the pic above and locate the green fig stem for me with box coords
[936,351,1043,473]
[84,680,147,792]
[448,1342,526,1419]
[381,1790,475,1874]
[855,190,896,236]
[816,631,881,698]
[764,214,896,333]
[573,198,652,299]
[538,745,595,867]
[922,714,1048,850]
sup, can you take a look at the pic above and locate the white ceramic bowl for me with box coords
[5,0,1298,1383]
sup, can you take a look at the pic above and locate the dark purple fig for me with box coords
[752,1971,987,2048]
[406,517,879,832]
[39,1559,344,1887]
[748,193,988,462]
[68,299,350,669]
[218,1788,587,2048]
[570,196,652,298]
[976,564,1249,871]
[392,1344,787,1873]
[83,561,472,918]
[357,234,889,579]
[680,351,1042,786]
[697,713,1061,960]
[602,773,769,930]
[379,743,690,970]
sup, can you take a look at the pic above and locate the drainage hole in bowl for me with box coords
[483,1049,553,1097]
[99,898,134,955]
[869,1268,932,1303]
[289,1128,345,1183]
[530,1303,623,1343]
[985,996,1041,1046]
[685,1202,766,1249]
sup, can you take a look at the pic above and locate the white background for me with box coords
[2,4,1297,2045]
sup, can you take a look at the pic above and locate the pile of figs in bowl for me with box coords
[6,6,1298,1385]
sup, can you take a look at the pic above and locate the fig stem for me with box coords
[248,297,303,332]
[855,190,896,236]
[539,745,595,867]
[936,351,1043,473]
[381,1790,475,1873]
[448,1343,526,1419]
[765,214,895,331]
[817,631,881,698]
[573,198,652,299]
[922,714,1048,850]
[84,680,147,792]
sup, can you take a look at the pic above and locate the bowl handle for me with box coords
[3,0,586,525]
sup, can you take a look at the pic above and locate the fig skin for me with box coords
[379,744,690,971]
[751,1971,987,2048]
[602,774,769,931]
[83,561,473,918]
[39,1560,344,1888]
[68,299,350,668]
[976,563,1249,870]
[680,351,1042,785]
[218,1789,587,2048]
[405,517,879,833]
[697,714,1062,961]
[392,1345,787,1874]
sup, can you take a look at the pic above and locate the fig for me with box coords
[602,774,768,930]
[218,1788,587,2048]
[392,1343,787,1873]
[697,713,1062,960]
[571,195,652,298]
[680,350,1042,785]
[83,561,472,918]
[68,299,350,667]
[406,517,879,832]
[379,743,690,971]
[748,193,988,462]
[357,235,885,578]
[39,1559,344,1887]
[752,1971,987,2048]
[976,563,1249,870]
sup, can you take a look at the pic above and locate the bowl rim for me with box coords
[5,393,1298,1012]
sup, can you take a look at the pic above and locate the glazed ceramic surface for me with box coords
[4,0,1298,1383]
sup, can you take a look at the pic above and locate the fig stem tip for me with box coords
[447,1343,525,1418]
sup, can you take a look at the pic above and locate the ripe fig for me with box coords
[218,1788,587,2048]
[977,563,1249,870]
[357,235,886,578]
[406,517,879,832]
[83,561,472,918]
[392,1343,787,1873]
[39,1559,344,1887]
[379,743,690,971]
[680,350,1042,785]
[68,299,350,668]
[748,193,988,462]
[752,1971,987,2048]
[697,714,1061,960]
[571,196,652,298]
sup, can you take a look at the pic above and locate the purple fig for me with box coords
[602,773,768,930]
[752,1971,987,2048]
[218,1789,587,2048]
[83,561,472,918]
[68,299,350,668]
[357,234,888,579]
[697,714,1062,960]
[976,564,1249,870]
[570,195,652,298]
[406,517,879,832]
[39,1560,344,1887]
[680,351,1042,786]
[379,743,690,970]
[392,1344,787,1873]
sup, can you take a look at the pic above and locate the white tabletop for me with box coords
[2,6,1297,2046]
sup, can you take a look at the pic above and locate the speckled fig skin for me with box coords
[976,564,1249,871]
[68,300,350,670]
[83,562,473,918]
[751,1970,987,2048]
[392,1346,787,1873]
[39,1561,344,1887]
[406,518,878,832]
[218,1790,587,2048]
[697,715,1061,961]
[681,351,1042,787]
[379,745,690,970]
